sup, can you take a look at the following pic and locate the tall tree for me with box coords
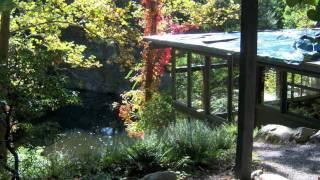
[0,1,20,179]
[0,0,13,163]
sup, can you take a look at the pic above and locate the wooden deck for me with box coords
[144,31,320,127]
[145,32,320,76]
[145,30,320,179]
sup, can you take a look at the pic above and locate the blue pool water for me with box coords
[210,29,320,64]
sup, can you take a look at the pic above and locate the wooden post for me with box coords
[291,73,295,99]
[256,66,265,105]
[187,52,192,108]
[300,75,303,96]
[276,70,281,99]
[235,0,258,179]
[171,49,177,122]
[255,66,265,127]
[227,57,234,122]
[0,11,11,163]
[203,56,211,115]
[280,71,288,113]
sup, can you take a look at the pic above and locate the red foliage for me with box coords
[119,0,200,133]
[142,0,162,36]
[171,23,200,34]
[142,0,172,99]
[154,48,171,76]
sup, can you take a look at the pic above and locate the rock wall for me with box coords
[61,26,131,94]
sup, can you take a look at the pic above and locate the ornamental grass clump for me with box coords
[102,133,167,178]
[101,120,237,177]
[161,120,236,169]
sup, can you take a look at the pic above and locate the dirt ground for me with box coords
[253,142,320,180]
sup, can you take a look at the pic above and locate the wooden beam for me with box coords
[256,105,320,129]
[235,0,258,179]
[288,82,320,93]
[173,101,225,125]
[287,94,320,103]
[176,63,227,73]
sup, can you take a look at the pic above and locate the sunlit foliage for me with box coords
[1,0,142,118]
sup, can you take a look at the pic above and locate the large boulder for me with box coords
[256,124,295,144]
[66,65,129,94]
[309,130,320,144]
[293,127,317,143]
[61,25,131,94]
[141,171,177,180]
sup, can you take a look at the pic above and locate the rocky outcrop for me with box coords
[61,25,131,94]
[65,65,130,94]
[256,124,295,144]
[293,127,317,143]
[256,124,319,144]
[141,171,177,180]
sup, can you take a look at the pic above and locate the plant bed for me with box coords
[1,120,237,179]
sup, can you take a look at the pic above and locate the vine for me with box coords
[119,0,173,137]
[118,0,203,136]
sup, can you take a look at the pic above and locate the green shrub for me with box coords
[103,134,137,165]
[2,121,237,179]
[283,5,315,28]
[103,134,167,178]
[139,93,173,130]
[258,0,286,30]
[125,141,165,176]
[3,147,50,179]
[45,149,103,179]
[161,120,236,169]
[4,146,107,179]
[192,0,240,31]
[27,121,62,146]
[102,120,237,176]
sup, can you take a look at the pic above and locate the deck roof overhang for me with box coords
[144,0,259,179]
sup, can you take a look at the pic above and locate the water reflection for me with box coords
[44,127,121,157]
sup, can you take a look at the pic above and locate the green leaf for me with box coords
[286,0,302,7]
[303,0,318,6]
[0,0,16,12]
[125,70,134,79]
[307,9,320,21]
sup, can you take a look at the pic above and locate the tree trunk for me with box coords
[0,11,11,162]
[144,0,158,101]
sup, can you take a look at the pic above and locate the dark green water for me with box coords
[40,90,125,154]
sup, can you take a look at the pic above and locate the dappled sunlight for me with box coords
[1,0,320,179]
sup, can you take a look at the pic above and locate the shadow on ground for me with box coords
[254,142,320,180]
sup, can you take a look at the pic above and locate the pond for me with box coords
[43,129,117,158]
[33,90,125,155]
[43,90,123,131]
